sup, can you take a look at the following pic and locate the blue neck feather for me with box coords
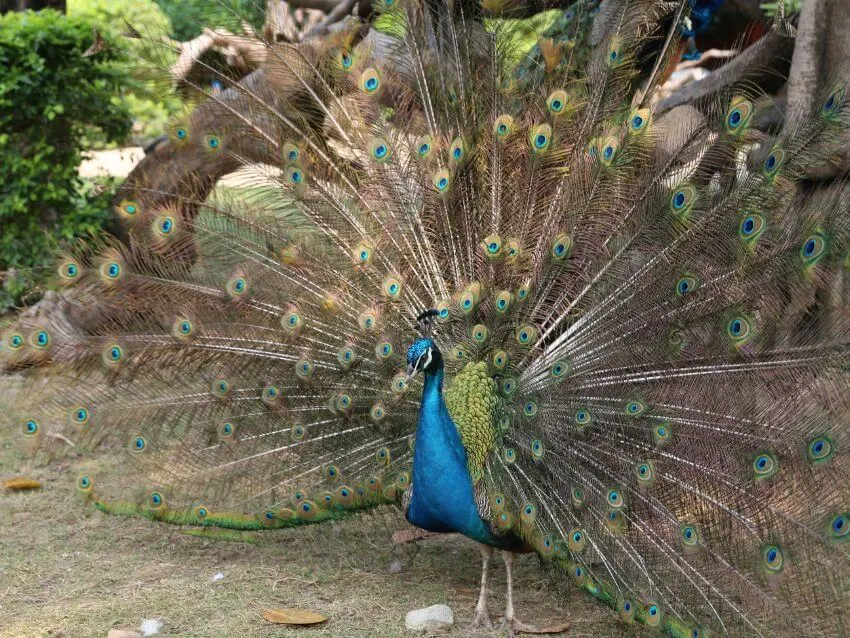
[405,364,509,547]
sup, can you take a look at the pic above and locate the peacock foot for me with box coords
[468,609,495,631]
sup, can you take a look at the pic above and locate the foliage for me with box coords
[0,10,130,310]
[760,0,803,17]
[68,0,181,145]
[153,0,265,41]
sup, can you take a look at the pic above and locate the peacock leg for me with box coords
[501,550,541,637]
[469,543,495,630]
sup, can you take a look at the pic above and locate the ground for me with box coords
[0,374,649,638]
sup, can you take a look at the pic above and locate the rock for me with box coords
[388,560,403,573]
[405,604,453,633]
[139,619,163,635]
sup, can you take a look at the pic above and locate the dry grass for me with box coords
[0,375,648,638]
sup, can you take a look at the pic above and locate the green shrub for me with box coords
[0,9,132,310]
[68,0,181,145]
[154,0,265,41]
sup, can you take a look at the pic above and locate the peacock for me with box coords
[5,0,850,635]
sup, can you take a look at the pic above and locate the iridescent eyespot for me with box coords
[70,406,90,426]
[725,97,753,133]
[291,424,306,441]
[801,232,827,267]
[520,503,537,525]
[283,143,299,162]
[77,475,93,492]
[481,234,503,259]
[600,137,618,164]
[175,128,187,140]
[340,50,354,69]
[283,163,304,186]
[515,324,537,347]
[635,460,654,485]
[644,604,662,627]
[608,42,621,66]
[503,447,516,463]
[529,123,552,152]
[102,344,124,367]
[575,408,592,427]
[29,329,50,349]
[58,259,81,281]
[471,324,489,344]
[358,310,377,331]
[620,599,635,623]
[726,315,753,345]
[99,260,123,282]
[391,373,408,393]
[628,108,650,133]
[131,436,147,452]
[22,419,39,436]
[530,439,544,459]
[516,280,531,302]
[324,465,341,481]
[551,233,571,260]
[680,524,700,547]
[738,213,765,247]
[762,544,784,573]
[370,138,391,162]
[492,494,506,511]
[829,512,849,541]
[436,301,451,322]
[821,86,846,118]
[295,358,314,380]
[753,452,778,479]
[116,200,139,219]
[607,488,624,508]
[452,344,469,361]
[675,274,698,296]
[194,505,209,519]
[449,137,466,163]
[279,310,304,337]
[149,492,165,509]
[523,399,539,418]
[212,378,230,397]
[376,446,391,466]
[204,135,221,150]
[220,422,235,438]
[490,350,509,371]
[567,528,586,551]
[359,68,381,94]
[546,89,567,114]
[670,184,697,219]
[382,275,403,300]
[653,421,672,446]
[226,275,248,299]
[501,377,517,397]
[336,394,352,412]
[494,290,514,315]
[262,384,281,405]
[807,436,834,464]
[571,485,585,508]
[376,340,394,360]
[415,134,434,159]
[494,114,513,138]
[549,359,570,379]
[153,215,176,238]
[172,317,194,340]
[432,168,451,192]
[7,333,24,350]
[338,346,356,369]
[763,145,785,178]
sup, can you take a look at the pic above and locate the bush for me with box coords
[68,0,181,145]
[154,0,265,41]
[0,9,132,310]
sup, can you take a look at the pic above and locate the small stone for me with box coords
[388,560,403,573]
[405,604,453,632]
[139,619,163,636]
[211,572,225,582]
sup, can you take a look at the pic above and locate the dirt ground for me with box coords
[0,375,649,638]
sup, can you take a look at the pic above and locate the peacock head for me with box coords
[406,338,442,378]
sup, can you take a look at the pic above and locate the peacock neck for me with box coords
[407,363,504,545]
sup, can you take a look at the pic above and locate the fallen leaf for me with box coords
[2,477,42,491]
[261,608,329,625]
[520,622,570,634]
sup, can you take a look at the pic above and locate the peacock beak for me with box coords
[406,362,416,381]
